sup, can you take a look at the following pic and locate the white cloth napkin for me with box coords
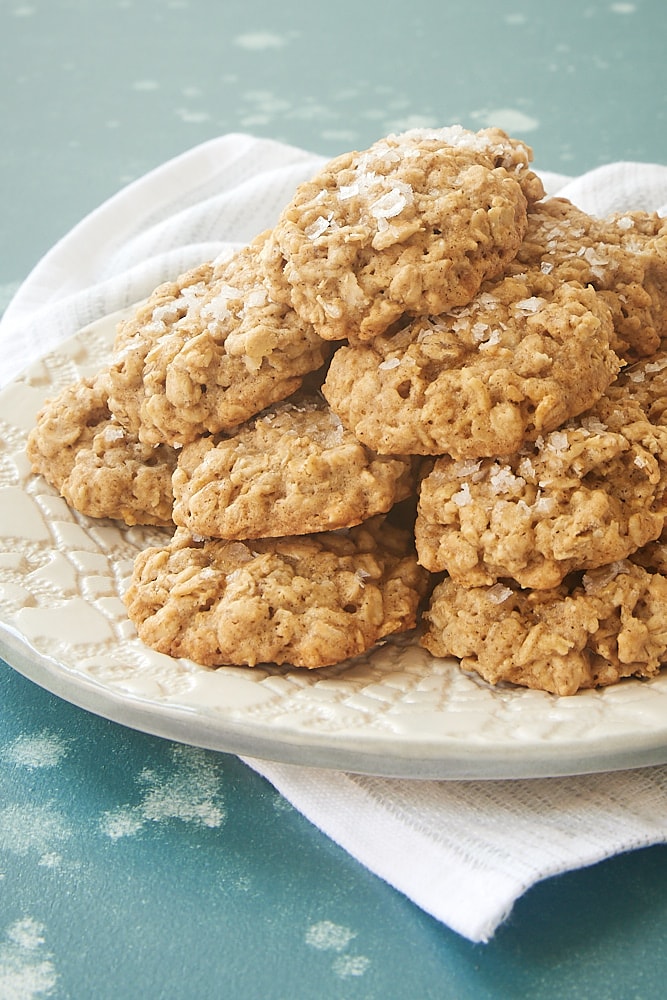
[2,132,667,944]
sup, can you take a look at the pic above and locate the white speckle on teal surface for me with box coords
[384,113,440,133]
[98,807,144,840]
[471,107,540,133]
[320,130,359,144]
[175,108,211,124]
[239,89,293,128]
[132,80,160,91]
[1,732,69,770]
[233,32,291,51]
[99,744,225,839]
[242,90,292,114]
[12,5,35,16]
[283,102,330,121]
[216,861,254,897]
[238,114,271,127]
[305,921,371,979]
[504,12,527,25]
[305,921,356,953]
[0,804,71,857]
[331,953,372,978]
[610,2,636,12]
[0,917,57,1000]
[36,854,64,871]
[6,920,44,954]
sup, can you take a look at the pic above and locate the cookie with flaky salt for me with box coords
[107,232,330,447]
[26,372,177,527]
[171,394,416,539]
[322,271,619,459]
[421,558,667,696]
[511,197,667,362]
[415,380,667,590]
[264,126,544,342]
[124,517,430,669]
[617,350,667,425]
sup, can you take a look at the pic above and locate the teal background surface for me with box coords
[2,1,667,997]
[3,665,667,1000]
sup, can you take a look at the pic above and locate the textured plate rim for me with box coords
[2,622,667,780]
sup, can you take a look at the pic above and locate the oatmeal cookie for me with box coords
[107,232,330,446]
[124,518,430,668]
[265,126,544,342]
[26,373,176,526]
[512,198,667,361]
[421,559,667,696]
[633,528,667,574]
[618,351,667,424]
[172,394,416,539]
[415,383,667,588]
[322,273,619,458]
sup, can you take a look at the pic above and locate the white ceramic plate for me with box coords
[1,313,667,779]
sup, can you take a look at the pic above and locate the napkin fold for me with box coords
[244,758,667,942]
[2,132,667,944]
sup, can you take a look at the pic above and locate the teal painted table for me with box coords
[2,2,667,997]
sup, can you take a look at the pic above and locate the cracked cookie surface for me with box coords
[172,394,416,539]
[26,373,176,526]
[124,518,430,668]
[107,233,329,446]
[323,272,619,458]
[421,558,667,695]
[415,380,667,589]
[266,126,544,342]
[511,197,667,361]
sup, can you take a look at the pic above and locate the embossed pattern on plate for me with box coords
[1,313,667,779]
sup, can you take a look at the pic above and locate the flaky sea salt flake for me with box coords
[152,303,183,324]
[545,431,569,453]
[583,246,609,267]
[533,495,556,515]
[452,483,473,507]
[305,213,334,240]
[486,583,514,604]
[478,329,502,350]
[453,458,483,479]
[378,357,401,371]
[580,416,608,434]
[245,287,269,309]
[489,465,525,494]
[338,182,360,201]
[645,358,667,373]
[370,188,409,221]
[582,560,630,594]
[514,296,545,314]
[102,425,126,443]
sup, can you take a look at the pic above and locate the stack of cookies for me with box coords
[27,126,667,694]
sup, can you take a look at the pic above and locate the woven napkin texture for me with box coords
[2,133,667,943]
